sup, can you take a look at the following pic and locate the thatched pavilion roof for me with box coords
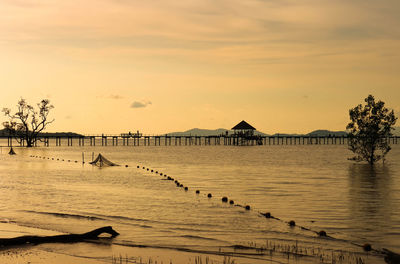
[232,120,256,130]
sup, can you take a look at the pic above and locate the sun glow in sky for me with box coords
[1,0,399,134]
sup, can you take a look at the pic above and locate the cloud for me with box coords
[108,94,124,99]
[95,94,124,99]
[131,100,152,108]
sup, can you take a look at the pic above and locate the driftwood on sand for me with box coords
[383,248,400,264]
[0,226,119,247]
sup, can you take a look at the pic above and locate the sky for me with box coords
[1,0,399,135]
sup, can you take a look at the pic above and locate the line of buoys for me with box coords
[137,166,372,251]
[133,163,378,254]
[135,164,244,213]
[30,155,86,166]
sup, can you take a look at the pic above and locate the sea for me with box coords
[0,139,399,263]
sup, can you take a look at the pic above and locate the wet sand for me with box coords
[0,222,274,264]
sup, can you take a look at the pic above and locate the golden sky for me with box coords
[1,0,399,134]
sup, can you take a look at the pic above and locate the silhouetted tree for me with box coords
[346,95,397,164]
[2,98,54,147]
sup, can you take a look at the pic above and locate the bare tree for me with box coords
[2,98,54,147]
[346,95,397,164]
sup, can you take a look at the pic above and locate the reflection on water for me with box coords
[348,164,396,249]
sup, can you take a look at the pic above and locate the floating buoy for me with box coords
[137,166,140,168]
[147,168,149,171]
[184,187,188,191]
[222,197,228,203]
[264,212,272,218]
[179,184,183,187]
[207,193,212,198]
[196,190,200,194]
[160,173,163,176]
[151,170,153,172]
[167,176,172,180]
[156,171,158,174]
[245,205,251,210]
[125,165,128,167]
[289,220,296,227]
[143,167,145,169]
[229,200,234,205]
[318,230,327,237]
[363,243,372,252]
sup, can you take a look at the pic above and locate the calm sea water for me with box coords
[0,141,399,263]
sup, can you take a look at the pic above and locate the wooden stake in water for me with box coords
[82,152,84,164]
[92,152,94,162]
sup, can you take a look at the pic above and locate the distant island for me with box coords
[0,129,83,138]
[167,127,400,137]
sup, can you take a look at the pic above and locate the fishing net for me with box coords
[89,153,119,167]
[8,147,16,155]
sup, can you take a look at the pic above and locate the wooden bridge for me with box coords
[3,134,399,147]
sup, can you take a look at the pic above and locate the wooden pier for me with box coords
[3,134,399,147]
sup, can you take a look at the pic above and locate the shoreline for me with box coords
[0,222,265,264]
[0,222,387,264]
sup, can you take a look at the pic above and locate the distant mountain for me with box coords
[393,127,400,136]
[306,130,347,137]
[271,133,303,137]
[0,129,83,138]
[166,128,269,136]
[271,130,347,137]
